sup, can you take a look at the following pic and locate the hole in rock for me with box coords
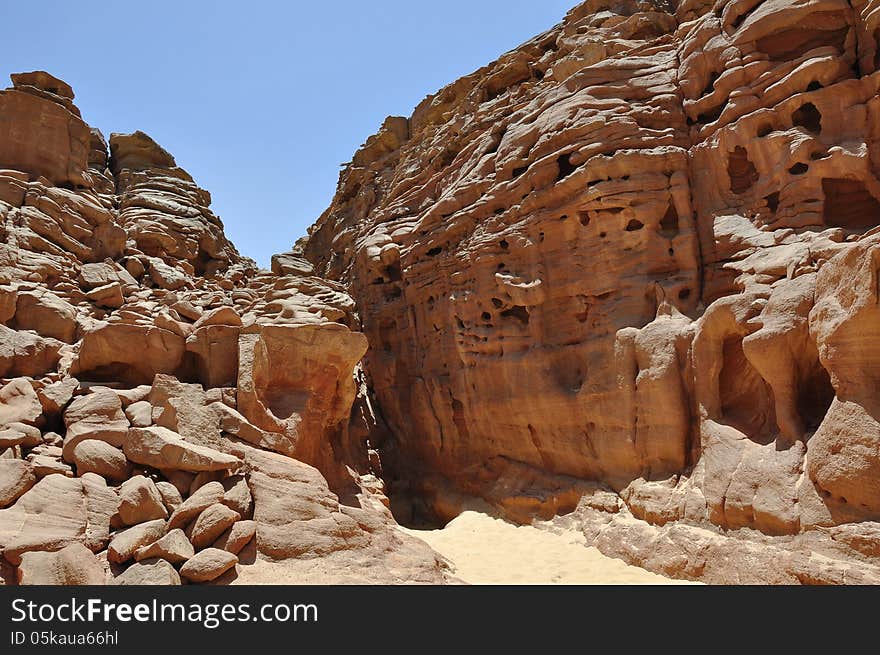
[512,165,528,179]
[556,153,577,181]
[491,298,504,309]
[765,192,780,213]
[578,211,591,226]
[719,335,776,443]
[625,219,645,231]
[797,362,835,431]
[500,305,530,325]
[822,178,880,230]
[678,288,691,300]
[660,202,680,237]
[755,22,849,61]
[728,146,759,194]
[789,163,809,175]
[806,80,823,91]
[499,239,509,250]
[383,262,402,282]
[599,232,607,238]
[702,71,721,96]
[792,102,822,134]
[481,312,491,321]
[757,123,774,137]
[698,105,725,123]
[426,246,442,257]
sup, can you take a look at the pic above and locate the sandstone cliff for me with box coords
[301,0,880,583]
[0,71,448,584]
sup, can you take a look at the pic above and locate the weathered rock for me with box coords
[124,400,153,428]
[12,289,78,342]
[0,378,42,427]
[106,518,166,564]
[117,475,168,526]
[124,426,241,472]
[0,459,35,508]
[115,558,181,585]
[155,481,183,512]
[71,440,130,482]
[179,547,237,582]
[134,528,194,564]
[36,377,78,416]
[212,519,256,555]
[18,542,107,585]
[62,389,130,462]
[0,472,117,564]
[167,481,225,530]
[221,475,253,519]
[189,503,240,550]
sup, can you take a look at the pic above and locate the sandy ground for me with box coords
[399,511,699,585]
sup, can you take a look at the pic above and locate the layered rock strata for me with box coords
[302,0,880,582]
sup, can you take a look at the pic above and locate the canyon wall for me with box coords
[0,71,447,584]
[302,0,880,580]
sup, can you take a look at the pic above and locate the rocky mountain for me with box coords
[0,70,447,584]
[300,0,880,583]
[5,0,880,586]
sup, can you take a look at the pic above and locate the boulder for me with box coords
[188,503,240,550]
[179,548,237,583]
[134,528,194,564]
[0,378,42,427]
[115,558,181,585]
[0,472,117,564]
[106,518,166,564]
[0,459,35,508]
[212,520,256,555]
[18,542,107,585]
[124,426,240,472]
[117,475,168,525]
[71,440,130,482]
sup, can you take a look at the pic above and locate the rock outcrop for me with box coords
[0,71,449,585]
[300,0,880,582]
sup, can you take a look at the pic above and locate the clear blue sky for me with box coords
[1,1,573,267]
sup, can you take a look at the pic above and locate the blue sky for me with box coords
[1,1,572,267]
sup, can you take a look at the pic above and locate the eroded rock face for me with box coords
[0,71,449,585]
[300,0,880,580]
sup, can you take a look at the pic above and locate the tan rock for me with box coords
[12,289,78,342]
[155,481,183,512]
[0,459,35,507]
[106,518,166,564]
[117,475,168,525]
[71,440,130,482]
[115,558,181,585]
[166,481,225,530]
[179,547,237,582]
[189,503,240,550]
[134,528,194,564]
[86,281,124,308]
[0,378,42,427]
[221,475,253,518]
[124,400,153,427]
[212,519,255,555]
[124,426,240,472]
[18,542,107,585]
[36,377,78,416]
[0,472,117,564]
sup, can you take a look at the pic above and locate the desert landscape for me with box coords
[2,0,880,585]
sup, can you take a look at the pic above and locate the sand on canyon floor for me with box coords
[399,511,699,585]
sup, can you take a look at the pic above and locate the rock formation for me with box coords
[301,0,880,582]
[7,0,880,586]
[0,71,448,584]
